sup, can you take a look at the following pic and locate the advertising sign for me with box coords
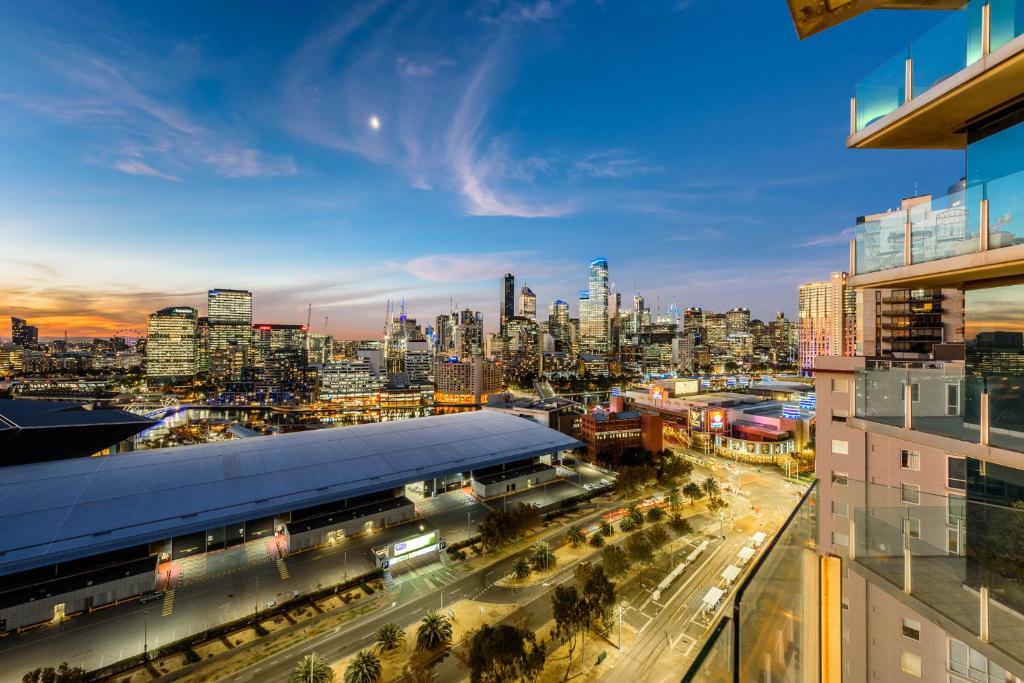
[391,531,436,558]
[689,409,704,431]
[709,409,726,431]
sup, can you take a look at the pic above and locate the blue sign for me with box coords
[782,404,801,419]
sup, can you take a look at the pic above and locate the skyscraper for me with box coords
[146,307,198,385]
[797,272,855,372]
[500,273,515,332]
[10,317,38,348]
[207,289,253,378]
[582,258,609,353]
[518,285,536,319]
[548,300,570,353]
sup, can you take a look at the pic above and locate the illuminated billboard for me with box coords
[709,409,726,431]
[390,530,437,558]
[689,409,704,431]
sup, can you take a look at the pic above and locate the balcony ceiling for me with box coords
[786,0,962,40]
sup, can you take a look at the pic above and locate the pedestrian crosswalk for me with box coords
[276,556,289,580]
[161,589,175,617]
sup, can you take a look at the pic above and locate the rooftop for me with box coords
[0,410,582,575]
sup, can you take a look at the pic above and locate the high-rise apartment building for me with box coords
[10,317,38,348]
[518,285,536,319]
[725,307,751,337]
[797,272,856,373]
[500,273,515,332]
[146,307,198,385]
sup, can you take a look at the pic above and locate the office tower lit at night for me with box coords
[10,317,38,348]
[146,306,198,385]
[518,285,536,319]
[547,299,571,353]
[207,288,253,377]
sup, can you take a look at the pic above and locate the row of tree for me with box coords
[478,503,542,551]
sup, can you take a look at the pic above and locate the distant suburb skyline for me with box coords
[0,1,964,338]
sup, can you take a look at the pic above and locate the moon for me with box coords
[369,115,381,130]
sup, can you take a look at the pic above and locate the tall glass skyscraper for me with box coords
[146,307,198,385]
[518,285,536,319]
[500,273,515,332]
[583,258,609,353]
[207,288,253,379]
[548,299,570,352]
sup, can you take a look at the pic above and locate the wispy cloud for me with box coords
[114,158,179,181]
[574,149,661,179]
[797,227,853,247]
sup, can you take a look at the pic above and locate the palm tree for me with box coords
[343,650,381,683]
[668,487,683,511]
[567,525,585,547]
[647,507,665,523]
[588,532,605,548]
[600,520,613,537]
[530,541,556,571]
[618,516,635,533]
[512,556,533,580]
[374,622,405,653]
[416,611,453,651]
[291,653,335,683]
[683,482,703,503]
[627,505,643,526]
[701,477,720,501]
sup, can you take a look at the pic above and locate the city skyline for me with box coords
[1,2,964,337]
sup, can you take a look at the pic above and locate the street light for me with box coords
[143,609,149,659]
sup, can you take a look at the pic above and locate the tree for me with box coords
[21,664,86,683]
[668,487,683,512]
[588,532,605,548]
[342,650,379,683]
[700,476,720,501]
[659,458,693,487]
[567,525,585,547]
[511,556,533,580]
[668,514,693,537]
[530,541,556,572]
[478,503,543,551]
[599,519,613,537]
[574,560,595,588]
[374,622,406,653]
[626,530,655,565]
[417,611,454,652]
[627,504,644,526]
[464,624,546,683]
[646,507,665,523]
[683,481,703,503]
[550,585,588,682]
[618,516,635,533]
[646,523,670,549]
[581,566,617,626]
[601,545,629,578]
[291,653,335,683]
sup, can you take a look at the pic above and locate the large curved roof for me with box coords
[0,410,581,575]
[785,1,961,39]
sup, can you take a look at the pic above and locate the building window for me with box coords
[832,472,849,486]
[901,651,922,677]
[832,409,848,423]
[833,500,849,517]
[906,517,921,539]
[947,456,966,490]
[831,378,849,393]
[902,617,921,640]
[832,531,849,547]
[948,637,1008,682]
[900,382,921,402]
[901,449,921,471]
[832,439,849,455]
[901,483,921,505]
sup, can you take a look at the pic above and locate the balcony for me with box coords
[850,172,1024,285]
[855,360,1024,455]
[851,490,1024,669]
[850,0,1024,149]
[682,482,820,682]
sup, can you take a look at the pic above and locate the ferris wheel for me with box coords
[113,329,145,347]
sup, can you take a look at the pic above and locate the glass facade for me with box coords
[682,482,819,682]
[968,119,1024,250]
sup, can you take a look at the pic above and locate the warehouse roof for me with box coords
[0,410,581,575]
[0,399,153,429]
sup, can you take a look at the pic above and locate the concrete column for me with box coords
[981,392,990,446]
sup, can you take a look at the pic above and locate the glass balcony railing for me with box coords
[851,486,1024,666]
[855,361,1024,455]
[852,0,1024,133]
[682,482,819,682]
[852,170,1024,276]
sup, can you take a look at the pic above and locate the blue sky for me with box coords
[0,0,963,338]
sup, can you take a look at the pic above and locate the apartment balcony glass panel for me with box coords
[855,212,907,275]
[910,8,968,99]
[854,486,1024,666]
[855,51,907,132]
[968,120,1024,250]
[682,482,819,683]
[909,187,976,264]
[988,0,1024,53]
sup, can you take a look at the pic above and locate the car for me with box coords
[139,590,164,604]
[265,600,277,609]
[599,478,611,486]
